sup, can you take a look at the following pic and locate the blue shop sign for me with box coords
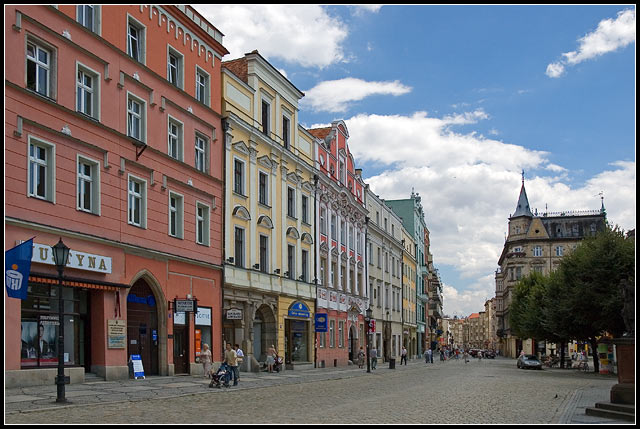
[315,313,328,332]
[127,293,156,307]
[288,301,310,318]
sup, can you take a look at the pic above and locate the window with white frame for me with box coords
[167,116,183,161]
[533,246,543,257]
[168,192,184,239]
[331,215,336,238]
[195,67,210,106]
[282,114,290,149]
[127,175,146,228]
[259,235,269,273]
[167,46,183,88]
[28,137,55,202]
[301,195,309,224]
[77,5,99,33]
[195,133,208,173]
[287,244,295,280]
[234,158,245,195]
[320,207,326,235]
[555,246,564,257]
[261,99,270,136]
[339,157,346,185]
[258,171,269,205]
[338,321,344,348]
[127,94,145,142]
[26,39,53,97]
[329,320,335,348]
[234,227,245,268]
[287,187,296,217]
[77,155,100,214]
[301,249,308,282]
[127,17,145,63]
[76,64,99,119]
[196,202,210,245]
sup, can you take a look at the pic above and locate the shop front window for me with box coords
[21,283,88,368]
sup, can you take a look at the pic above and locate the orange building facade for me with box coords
[5,5,228,387]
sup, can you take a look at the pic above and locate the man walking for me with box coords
[401,346,408,365]
[370,347,378,370]
[224,343,239,386]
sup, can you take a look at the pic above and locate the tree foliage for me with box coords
[510,224,634,372]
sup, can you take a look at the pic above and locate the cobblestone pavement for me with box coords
[6,357,628,424]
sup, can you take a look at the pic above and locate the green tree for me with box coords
[510,272,569,366]
[545,225,634,372]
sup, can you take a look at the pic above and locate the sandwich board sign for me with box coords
[129,354,145,379]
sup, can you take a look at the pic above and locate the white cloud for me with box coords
[546,8,635,78]
[194,5,348,68]
[546,62,565,78]
[343,111,636,317]
[302,78,412,113]
[351,5,383,15]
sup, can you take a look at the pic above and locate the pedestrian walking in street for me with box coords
[234,344,244,381]
[464,350,469,364]
[266,345,276,373]
[357,347,365,368]
[401,346,408,365]
[427,348,433,364]
[424,349,429,364]
[201,343,212,378]
[224,343,239,386]
[478,350,482,362]
[370,347,378,369]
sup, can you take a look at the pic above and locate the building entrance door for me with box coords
[173,324,189,374]
[127,280,159,375]
[348,325,357,362]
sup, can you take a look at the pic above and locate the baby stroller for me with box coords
[209,363,231,388]
[274,355,283,373]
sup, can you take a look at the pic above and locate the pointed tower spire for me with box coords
[512,171,533,218]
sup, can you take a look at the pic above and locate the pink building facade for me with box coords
[5,5,228,387]
[310,121,369,367]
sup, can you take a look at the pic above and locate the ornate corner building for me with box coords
[494,175,607,358]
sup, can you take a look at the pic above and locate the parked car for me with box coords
[517,354,543,370]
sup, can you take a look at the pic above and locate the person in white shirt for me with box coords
[234,344,244,380]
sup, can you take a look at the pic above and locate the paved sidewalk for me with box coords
[4,359,419,415]
[6,357,630,424]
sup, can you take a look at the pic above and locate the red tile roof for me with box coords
[222,57,248,84]
[308,127,332,140]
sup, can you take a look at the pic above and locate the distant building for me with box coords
[494,174,607,358]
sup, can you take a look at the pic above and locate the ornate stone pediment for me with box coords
[340,251,348,261]
[232,141,250,156]
[287,226,300,239]
[258,155,275,170]
[257,215,274,229]
[301,233,314,245]
[287,172,301,185]
[320,241,329,254]
[302,181,314,193]
[232,205,251,221]
[331,246,339,256]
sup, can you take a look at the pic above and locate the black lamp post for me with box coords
[52,238,70,403]
[365,307,373,373]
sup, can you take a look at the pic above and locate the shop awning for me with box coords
[29,272,130,292]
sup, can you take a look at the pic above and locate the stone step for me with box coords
[83,372,104,383]
[585,406,635,422]
[595,402,635,414]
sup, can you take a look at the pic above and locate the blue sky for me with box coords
[196,5,636,318]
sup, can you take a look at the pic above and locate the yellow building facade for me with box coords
[402,228,418,358]
[221,51,317,370]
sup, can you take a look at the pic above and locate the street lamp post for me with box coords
[365,307,373,373]
[52,238,70,403]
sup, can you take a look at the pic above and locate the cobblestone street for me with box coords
[5,357,624,424]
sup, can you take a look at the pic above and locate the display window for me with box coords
[20,283,88,368]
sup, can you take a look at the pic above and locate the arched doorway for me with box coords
[253,305,276,362]
[127,279,159,375]
[348,324,358,362]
